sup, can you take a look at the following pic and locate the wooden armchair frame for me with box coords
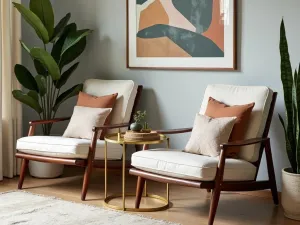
[16,85,143,201]
[129,92,278,225]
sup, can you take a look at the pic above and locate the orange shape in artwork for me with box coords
[202,0,224,51]
[139,0,169,31]
[137,37,191,57]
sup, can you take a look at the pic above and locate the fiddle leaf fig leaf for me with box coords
[55,62,79,88]
[61,29,92,56]
[12,90,42,114]
[35,75,47,96]
[27,90,39,102]
[29,0,54,38]
[51,23,77,63]
[59,37,86,69]
[14,64,39,91]
[30,47,60,80]
[13,2,49,43]
[50,13,71,42]
[34,60,47,75]
[53,84,83,111]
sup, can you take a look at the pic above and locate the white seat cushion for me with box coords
[200,85,273,162]
[17,136,122,160]
[131,149,257,181]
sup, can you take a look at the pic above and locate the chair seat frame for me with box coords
[16,85,143,201]
[129,92,278,225]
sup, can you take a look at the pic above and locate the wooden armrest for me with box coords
[156,127,193,135]
[221,137,269,148]
[93,123,130,131]
[29,117,71,125]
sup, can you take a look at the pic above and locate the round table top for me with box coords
[104,133,168,145]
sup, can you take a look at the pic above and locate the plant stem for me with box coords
[51,87,57,118]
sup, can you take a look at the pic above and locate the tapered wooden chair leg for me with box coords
[81,164,93,201]
[265,140,279,205]
[208,188,221,225]
[18,159,29,189]
[135,176,146,209]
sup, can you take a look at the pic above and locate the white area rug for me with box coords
[0,191,179,225]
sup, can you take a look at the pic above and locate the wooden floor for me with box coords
[0,167,299,225]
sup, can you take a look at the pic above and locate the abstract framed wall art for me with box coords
[127,0,237,70]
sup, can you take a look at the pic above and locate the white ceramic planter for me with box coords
[282,168,300,220]
[29,161,64,178]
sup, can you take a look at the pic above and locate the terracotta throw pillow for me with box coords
[205,97,255,158]
[77,92,118,139]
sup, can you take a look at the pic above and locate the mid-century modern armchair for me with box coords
[129,85,278,225]
[16,79,142,201]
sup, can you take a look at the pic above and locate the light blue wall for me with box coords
[21,0,300,190]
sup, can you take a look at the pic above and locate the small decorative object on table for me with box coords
[124,130,159,142]
[130,110,146,132]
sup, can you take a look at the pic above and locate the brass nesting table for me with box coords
[103,132,170,212]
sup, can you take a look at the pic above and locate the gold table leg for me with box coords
[104,141,107,199]
[103,135,170,212]
[122,144,126,210]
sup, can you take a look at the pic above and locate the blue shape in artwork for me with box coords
[136,0,148,5]
[172,0,213,34]
[137,24,224,57]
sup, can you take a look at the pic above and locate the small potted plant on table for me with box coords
[130,111,147,132]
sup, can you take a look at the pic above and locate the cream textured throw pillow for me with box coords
[63,106,112,140]
[185,114,236,157]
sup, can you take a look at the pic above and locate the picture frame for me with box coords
[127,0,237,71]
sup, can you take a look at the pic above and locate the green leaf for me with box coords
[50,13,71,42]
[61,29,92,56]
[280,19,296,169]
[27,90,39,102]
[13,3,49,43]
[279,114,297,173]
[34,60,47,75]
[51,23,77,63]
[59,37,86,69]
[20,40,31,54]
[29,0,54,38]
[35,75,47,96]
[14,64,38,91]
[55,62,79,89]
[30,47,60,80]
[296,67,300,174]
[53,84,83,111]
[12,90,42,114]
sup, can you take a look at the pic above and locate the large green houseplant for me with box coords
[279,19,300,220]
[12,0,92,135]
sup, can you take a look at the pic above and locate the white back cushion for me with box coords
[83,79,138,133]
[200,85,273,162]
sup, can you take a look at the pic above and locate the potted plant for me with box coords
[130,110,146,132]
[12,0,92,178]
[279,20,300,220]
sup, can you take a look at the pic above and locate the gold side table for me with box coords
[103,132,170,212]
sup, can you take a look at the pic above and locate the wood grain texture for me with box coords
[221,137,269,147]
[29,117,71,125]
[156,127,193,135]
